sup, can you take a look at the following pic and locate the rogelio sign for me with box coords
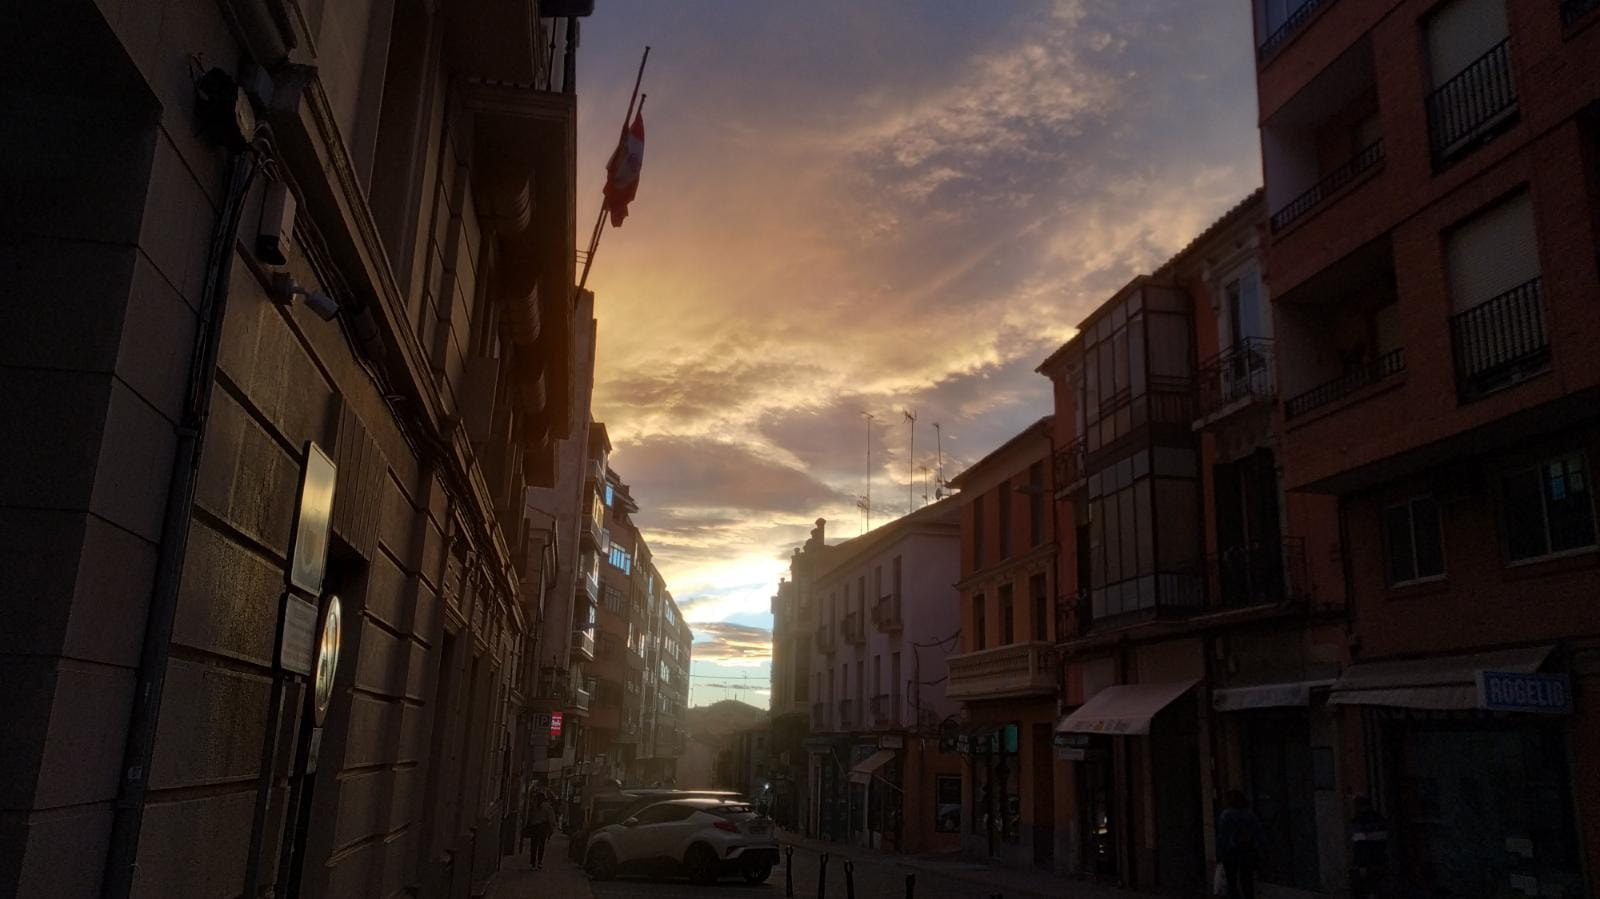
[1477,671,1572,715]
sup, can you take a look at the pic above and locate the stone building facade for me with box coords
[2,1,593,896]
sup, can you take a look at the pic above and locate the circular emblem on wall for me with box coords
[313,595,343,727]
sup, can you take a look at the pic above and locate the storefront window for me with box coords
[1396,721,1581,897]
[936,775,961,833]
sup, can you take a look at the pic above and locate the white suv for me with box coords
[583,797,779,884]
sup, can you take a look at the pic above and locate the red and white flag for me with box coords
[603,111,645,227]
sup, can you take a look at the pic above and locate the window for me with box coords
[998,483,1013,559]
[873,655,882,696]
[857,576,866,616]
[999,584,1015,645]
[609,544,632,574]
[604,585,626,614]
[1503,453,1597,561]
[873,566,882,601]
[1028,462,1045,547]
[1030,574,1048,641]
[603,482,615,506]
[1226,271,1265,347]
[973,594,987,650]
[636,802,695,825]
[973,494,985,570]
[935,775,961,833]
[1382,497,1446,585]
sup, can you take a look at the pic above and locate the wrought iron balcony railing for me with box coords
[1564,0,1600,25]
[872,595,902,631]
[841,610,865,644]
[1426,38,1517,166]
[1052,436,1087,493]
[1205,537,1310,609]
[1087,571,1207,625]
[1269,139,1384,232]
[570,628,595,661]
[1257,0,1336,61]
[1195,337,1276,423]
[1284,348,1405,419]
[1451,277,1548,401]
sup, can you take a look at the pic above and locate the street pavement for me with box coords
[491,832,1135,899]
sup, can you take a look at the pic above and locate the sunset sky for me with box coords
[574,0,1263,707]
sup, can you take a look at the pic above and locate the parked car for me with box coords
[583,797,778,884]
[567,789,741,863]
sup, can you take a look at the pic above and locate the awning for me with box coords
[1327,646,1554,711]
[848,750,896,784]
[1056,680,1197,735]
[1214,679,1336,712]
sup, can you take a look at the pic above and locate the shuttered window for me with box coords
[1446,192,1539,313]
[1426,0,1509,87]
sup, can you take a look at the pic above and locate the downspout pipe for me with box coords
[103,125,264,897]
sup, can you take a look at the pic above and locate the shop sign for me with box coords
[1477,671,1572,715]
[1054,732,1092,748]
[878,734,904,749]
[550,712,564,738]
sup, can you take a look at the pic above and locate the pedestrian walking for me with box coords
[525,791,557,870]
[1216,789,1267,899]
[1349,795,1390,899]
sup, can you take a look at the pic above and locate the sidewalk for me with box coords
[776,830,1139,899]
[487,834,593,899]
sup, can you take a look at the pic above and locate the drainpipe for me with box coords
[103,87,266,895]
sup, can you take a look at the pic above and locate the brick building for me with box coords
[2,2,594,896]
[1255,0,1600,894]
[944,418,1061,869]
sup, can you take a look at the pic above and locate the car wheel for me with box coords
[586,844,618,881]
[741,863,772,884]
[685,844,719,885]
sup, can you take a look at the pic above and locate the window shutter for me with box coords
[1445,192,1539,312]
[1426,0,1510,87]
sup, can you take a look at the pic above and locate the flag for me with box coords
[603,111,645,227]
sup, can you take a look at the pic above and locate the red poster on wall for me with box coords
[550,712,564,738]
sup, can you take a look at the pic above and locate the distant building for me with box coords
[804,501,963,854]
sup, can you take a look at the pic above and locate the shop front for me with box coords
[1330,646,1585,898]
[1055,680,1206,893]
[1212,678,1344,895]
[958,700,1058,869]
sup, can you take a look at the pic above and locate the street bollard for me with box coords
[785,846,795,897]
[905,873,915,899]
[818,852,829,899]
[844,859,855,899]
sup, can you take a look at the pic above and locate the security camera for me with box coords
[302,289,340,321]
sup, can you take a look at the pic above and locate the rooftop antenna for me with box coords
[920,465,932,507]
[904,409,917,517]
[855,495,869,536]
[934,422,946,499]
[861,412,875,531]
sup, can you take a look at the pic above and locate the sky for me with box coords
[575,1,1262,708]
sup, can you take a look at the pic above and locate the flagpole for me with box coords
[578,45,651,291]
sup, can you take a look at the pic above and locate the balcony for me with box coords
[1052,436,1087,496]
[1257,0,1337,62]
[1086,572,1206,628]
[1451,277,1548,402]
[587,456,605,484]
[841,611,865,645]
[568,684,591,712]
[1284,348,1405,420]
[1194,338,1276,428]
[1565,0,1600,25]
[581,511,602,551]
[870,693,897,727]
[625,647,645,671]
[1426,38,1517,167]
[1269,139,1384,233]
[872,596,902,632]
[1205,538,1310,609]
[814,623,836,654]
[570,627,595,661]
[946,642,1057,701]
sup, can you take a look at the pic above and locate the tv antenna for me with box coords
[903,409,917,517]
[934,422,946,499]
[920,465,932,507]
[861,412,875,531]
